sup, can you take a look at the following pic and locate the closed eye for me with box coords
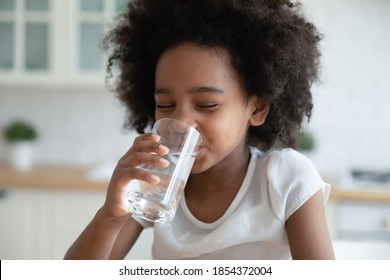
[198,104,218,108]
[156,104,175,109]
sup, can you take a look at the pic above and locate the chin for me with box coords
[191,155,209,174]
[190,161,204,174]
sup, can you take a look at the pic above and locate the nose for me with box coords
[170,107,198,130]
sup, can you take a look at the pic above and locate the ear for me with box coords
[248,96,270,127]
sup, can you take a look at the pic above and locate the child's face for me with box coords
[154,42,263,173]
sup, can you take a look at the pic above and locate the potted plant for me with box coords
[296,130,315,152]
[273,129,316,154]
[2,120,38,170]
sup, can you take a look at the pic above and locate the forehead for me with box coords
[155,43,240,90]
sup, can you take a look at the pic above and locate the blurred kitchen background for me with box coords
[0,0,389,259]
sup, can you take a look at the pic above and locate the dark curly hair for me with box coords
[103,0,322,151]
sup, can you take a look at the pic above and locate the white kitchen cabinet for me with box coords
[0,189,46,259]
[0,0,51,73]
[0,0,128,87]
[0,188,105,259]
[337,201,390,242]
[0,187,153,259]
[49,190,107,259]
[327,188,390,243]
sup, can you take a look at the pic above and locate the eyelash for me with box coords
[155,104,218,109]
[156,104,174,109]
[198,104,217,108]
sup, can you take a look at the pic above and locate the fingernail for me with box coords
[150,174,160,183]
[159,158,170,166]
[159,144,169,153]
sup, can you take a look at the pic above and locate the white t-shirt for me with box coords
[133,147,330,259]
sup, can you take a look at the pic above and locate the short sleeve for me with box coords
[266,149,330,222]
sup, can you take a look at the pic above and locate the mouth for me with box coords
[195,145,204,156]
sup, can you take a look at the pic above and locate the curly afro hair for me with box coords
[104,0,322,151]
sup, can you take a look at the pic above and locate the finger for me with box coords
[119,152,170,169]
[133,133,170,155]
[121,134,169,160]
[113,166,161,187]
[105,165,162,217]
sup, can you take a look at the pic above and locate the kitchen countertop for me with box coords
[0,164,108,191]
[329,187,390,203]
[1,164,390,202]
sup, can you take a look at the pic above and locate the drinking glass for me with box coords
[126,118,201,223]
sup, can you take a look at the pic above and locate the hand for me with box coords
[102,133,170,218]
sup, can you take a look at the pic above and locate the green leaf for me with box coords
[3,120,38,142]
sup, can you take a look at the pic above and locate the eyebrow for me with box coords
[154,86,225,95]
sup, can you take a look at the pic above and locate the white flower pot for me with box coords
[7,141,35,171]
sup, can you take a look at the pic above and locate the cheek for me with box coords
[202,125,237,154]
[201,114,241,142]
[218,120,250,151]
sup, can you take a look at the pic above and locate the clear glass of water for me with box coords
[126,118,201,223]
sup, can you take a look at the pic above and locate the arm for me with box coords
[64,208,142,260]
[109,217,144,259]
[64,133,168,259]
[285,189,335,260]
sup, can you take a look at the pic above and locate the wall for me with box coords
[295,0,390,182]
[1,0,390,184]
[0,87,136,166]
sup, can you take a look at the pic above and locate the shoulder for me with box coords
[251,147,316,176]
[251,147,330,222]
[253,148,319,179]
[265,148,313,166]
[250,147,320,196]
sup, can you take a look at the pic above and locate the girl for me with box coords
[65,0,335,260]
